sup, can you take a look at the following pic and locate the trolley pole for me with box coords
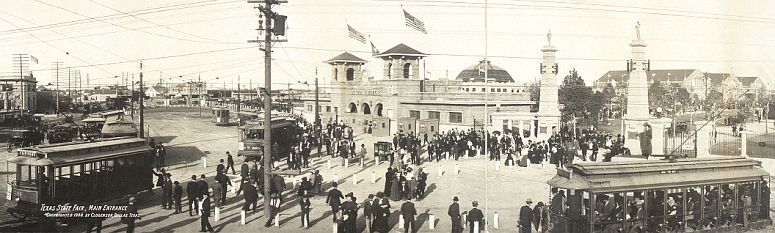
[139,61,145,138]
[248,0,287,217]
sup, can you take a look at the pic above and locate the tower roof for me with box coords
[326,52,367,64]
[375,43,427,58]
[455,60,514,83]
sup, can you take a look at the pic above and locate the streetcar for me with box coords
[101,116,138,138]
[236,110,260,126]
[5,137,154,220]
[547,157,771,233]
[211,107,231,126]
[238,115,301,161]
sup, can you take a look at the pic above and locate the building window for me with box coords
[403,63,412,79]
[449,112,463,123]
[326,106,331,112]
[387,63,393,78]
[333,68,338,81]
[346,68,355,81]
[481,88,485,92]
[307,105,313,111]
[409,110,420,119]
[428,111,440,119]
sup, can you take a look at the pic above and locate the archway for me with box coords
[348,102,357,113]
[375,103,383,117]
[346,68,355,81]
[362,103,371,114]
[403,63,412,79]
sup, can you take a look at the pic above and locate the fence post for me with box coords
[741,131,748,157]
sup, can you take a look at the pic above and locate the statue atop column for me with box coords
[635,21,641,40]
[547,29,552,45]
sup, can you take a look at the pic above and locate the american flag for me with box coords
[403,10,427,34]
[347,24,366,44]
[370,41,380,56]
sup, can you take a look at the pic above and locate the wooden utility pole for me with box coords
[139,62,145,138]
[315,67,321,157]
[248,0,287,216]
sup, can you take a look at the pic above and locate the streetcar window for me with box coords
[702,185,720,229]
[720,184,737,226]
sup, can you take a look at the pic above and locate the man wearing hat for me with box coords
[467,201,484,233]
[401,199,417,233]
[200,193,214,232]
[264,193,282,227]
[448,197,462,233]
[326,182,344,221]
[341,193,358,233]
[186,175,200,216]
[122,197,141,233]
[298,177,313,198]
[519,199,534,233]
[364,194,375,233]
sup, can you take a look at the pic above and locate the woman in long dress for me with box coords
[383,168,393,197]
[390,175,402,201]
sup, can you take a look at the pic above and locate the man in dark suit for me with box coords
[364,194,374,233]
[186,175,199,216]
[326,182,344,221]
[448,196,462,233]
[197,174,209,200]
[519,199,534,233]
[215,172,231,206]
[401,200,417,233]
[122,197,141,233]
[243,181,258,213]
[226,151,236,175]
[173,181,183,214]
[271,174,286,202]
[341,193,358,233]
[200,193,214,232]
[216,159,225,175]
[467,201,484,233]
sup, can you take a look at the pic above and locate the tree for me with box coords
[527,81,540,112]
[648,81,667,111]
[559,68,594,124]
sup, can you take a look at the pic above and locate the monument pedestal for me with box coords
[693,121,714,158]
[624,118,649,156]
[648,118,672,156]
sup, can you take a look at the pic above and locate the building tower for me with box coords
[326,52,367,122]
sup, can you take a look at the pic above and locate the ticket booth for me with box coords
[417,119,439,138]
[397,118,417,135]
[371,117,390,137]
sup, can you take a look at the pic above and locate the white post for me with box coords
[275,213,280,228]
[399,214,404,229]
[446,152,449,160]
[496,163,500,171]
[241,210,246,225]
[371,171,376,183]
[352,173,358,185]
[292,177,298,187]
[455,164,459,175]
[303,214,309,228]
[474,221,480,233]
[345,158,349,167]
[327,159,331,169]
[198,200,203,216]
[438,165,443,177]
[333,173,338,182]
[494,212,499,228]
[360,157,364,167]
[462,213,467,229]
[741,131,748,157]
[429,214,435,230]
[273,161,279,168]
[332,222,338,233]
[376,155,380,164]
[202,156,207,168]
[215,207,220,222]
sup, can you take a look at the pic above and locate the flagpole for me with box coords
[483,0,490,229]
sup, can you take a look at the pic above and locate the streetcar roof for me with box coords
[9,147,150,166]
[82,117,107,123]
[548,157,770,193]
[18,137,146,154]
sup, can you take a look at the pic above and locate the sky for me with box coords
[0,0,774,91]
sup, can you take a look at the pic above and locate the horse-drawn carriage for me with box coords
[7,130,32,152]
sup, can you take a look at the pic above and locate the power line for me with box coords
[32,0,229,44]
[87,0,229,44]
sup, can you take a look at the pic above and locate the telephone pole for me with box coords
[248,0,287,217]
[52,62,63,114]
[139,62,145,138]
[315,67,321,157]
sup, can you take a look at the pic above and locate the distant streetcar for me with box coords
[238,115,301,161]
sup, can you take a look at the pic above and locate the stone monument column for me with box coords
[624,23,652,155]
[537,30,561,140]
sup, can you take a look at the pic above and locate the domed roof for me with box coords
[456,60,514,83]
